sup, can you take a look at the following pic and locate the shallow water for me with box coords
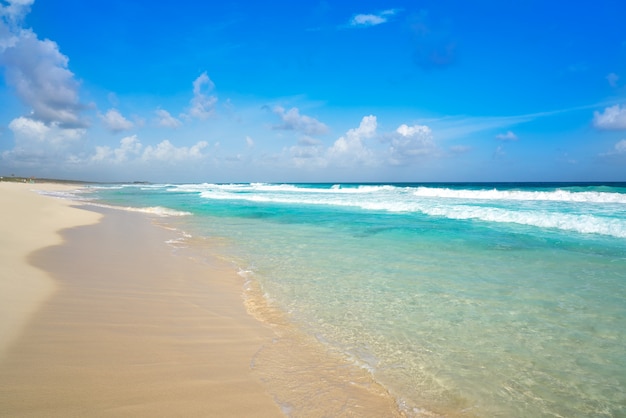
[81,182,626,417]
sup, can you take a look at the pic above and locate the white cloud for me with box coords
[350,9,398,27]
[91,136,209,165]
[388,123,435,164]
[245,135,254,147]
[142,139,208,162]
[495,131,518,141]
[1,2,85,128]
[188,72,217,119]
[327,115,377,166]
[598,139,626,159]
[352,14,385,26]
[0,28,86,128]
[8,115,48,141]
[9,116,85,146]
[296,117,437,170]
[3,116,86,167]
[155,109,182,128]
[111,135,142,162]
[396,124,430,137]
[0,0,34,22]
[92,135,142,163]
[272,106,328,135]
[593,104,626,130]
[99,109,134,133]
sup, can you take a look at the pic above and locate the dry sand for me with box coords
[0,182,404,417]
[0,182,102,359]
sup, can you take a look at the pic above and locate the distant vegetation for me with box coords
[0,176,151,185]
[0,175,90,184]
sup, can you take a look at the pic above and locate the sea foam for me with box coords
[187,183,626,238]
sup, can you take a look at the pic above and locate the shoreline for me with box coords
[0,184,406,417]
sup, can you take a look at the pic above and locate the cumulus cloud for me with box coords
[272,106,328,136]
[91,136,209,164]
[327,115,377,166]
[99,109,134,133]
[0,10,86,128]
[9,116,84,146]
[155,109,182,128]
[142,140,208,162]
[92,135,142,163]
[495,131,518,141]
[2,115,86,166]
[349,9,398,27]
[188,72,217,119]
[593,104,626,130]
[388,123,435,164]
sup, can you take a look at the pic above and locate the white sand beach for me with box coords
[0,182,403,417]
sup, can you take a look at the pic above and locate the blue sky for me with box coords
[1,0,625,182]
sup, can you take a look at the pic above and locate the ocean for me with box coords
[67,182,626,417]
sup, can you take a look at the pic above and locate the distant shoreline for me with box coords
[0,176,93,184]
[2,175,623,187]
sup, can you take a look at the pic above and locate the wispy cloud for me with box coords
[430,115,533,141]
[99,109,134,133]
[430,101,620,141]
[606,73,619,88]
[598,139,626,161]
[495,131,518,141]
[272,106,328,136]
[348,9,399,28]
[492,145,506,159]
[187,72,217,120]
[155,109,182,128]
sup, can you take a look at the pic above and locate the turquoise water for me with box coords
[77,183,626,417]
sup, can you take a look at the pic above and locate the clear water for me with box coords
[77,182,626,417]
